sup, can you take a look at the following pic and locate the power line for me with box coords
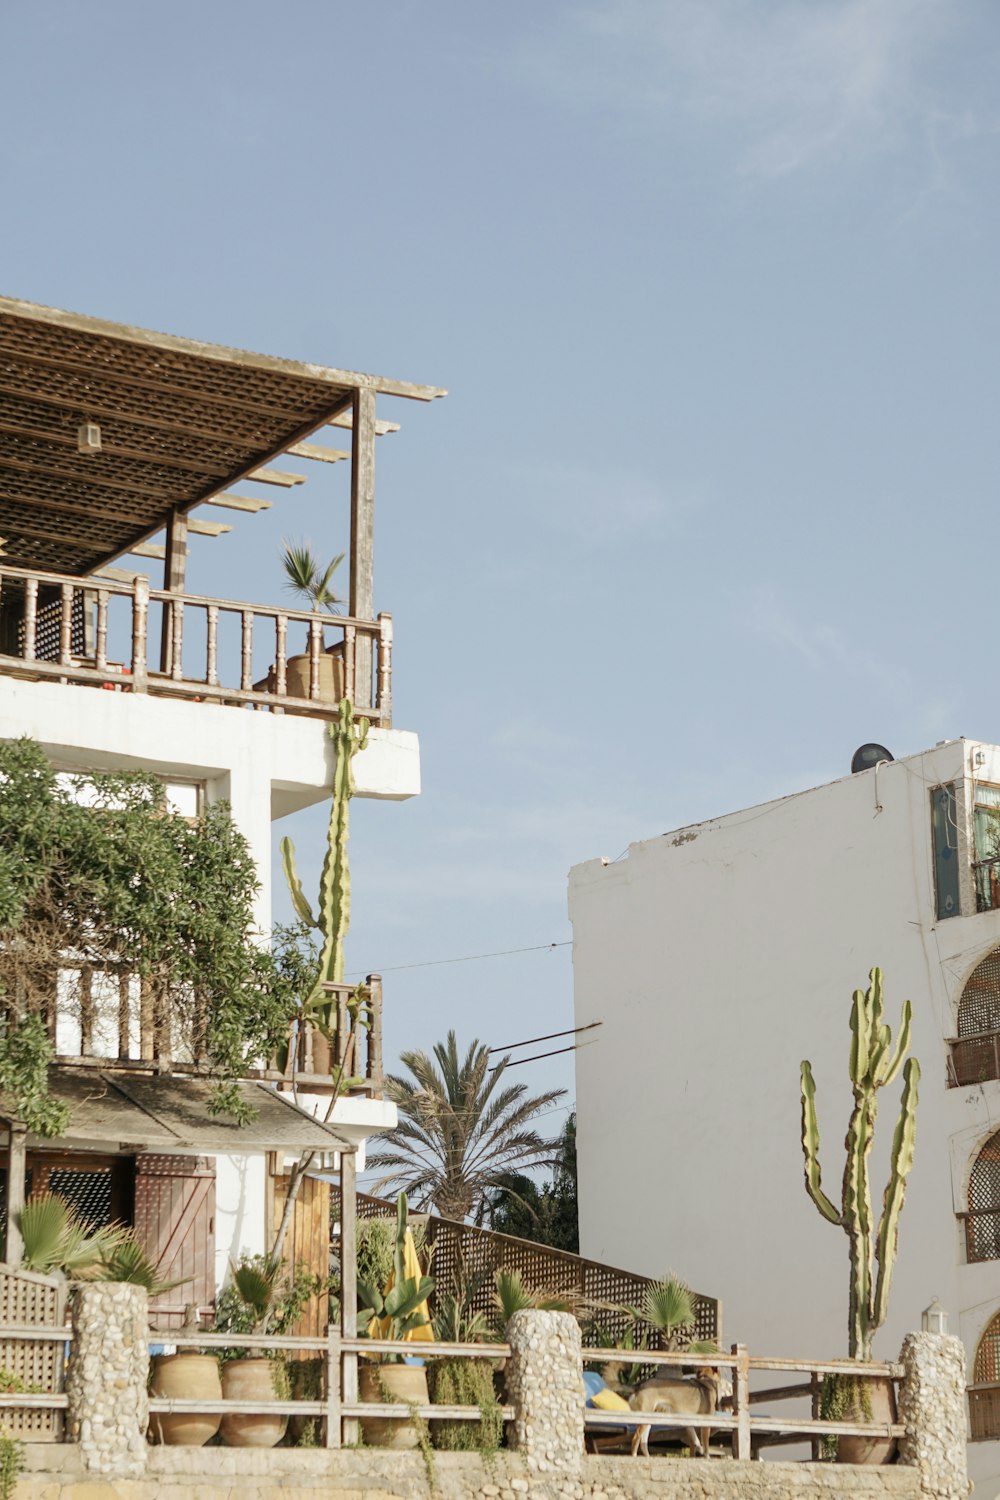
[488,1021,602,1054]
[346,940,571,977]
[491,1039,598,1071]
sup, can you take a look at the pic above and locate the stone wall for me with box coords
[898,1333,970,1500]
[63,1283,149,1477]
[17,1442,925,1500]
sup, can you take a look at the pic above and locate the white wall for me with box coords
[214,1154,267,1289]
[570,738,1000,1488]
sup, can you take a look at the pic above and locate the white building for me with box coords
[569,737,1000,1486]
[0,296,444,1325]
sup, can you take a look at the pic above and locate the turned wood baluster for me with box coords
[206,606,219,687]
[132,578,149,691]
[59,584,74,667]
[308,618,322,699]
[274,615,287,701]
[343,624,356,703]
[170,593,184,681]
[367,975,383,1093]
[96,590,109,671]
[376,614,393,726]
[240,610,253,691]
[23,577,38,662]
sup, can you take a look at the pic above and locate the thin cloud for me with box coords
[522,0,955,180]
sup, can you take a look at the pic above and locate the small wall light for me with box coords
[77,422,102,454]
[921,1297,948,1336]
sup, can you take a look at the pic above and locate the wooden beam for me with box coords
[340,1149,358,1446]
[286,442,350,465]
[160,510,188,673]
[349,389,376,710]
[131,542,165,560]
[187,518,231,537]
[247,468,307,488]
[205,494,271,513]
[94,566,142,583]
[5,1125,27,1267]
[328,412,399,436]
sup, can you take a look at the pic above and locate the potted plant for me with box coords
[279,540,346,708]
[800,967,920,1463]
[213,1254,299,1449]
[357,1192,436,1449]
[428,1287,504,1455]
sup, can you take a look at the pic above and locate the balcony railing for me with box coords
[958,1209,1000,1265]
[35,966,383,1099]
[947,1029,1000,1087]
[0,564,392,725]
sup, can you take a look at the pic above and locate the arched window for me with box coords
[970,1312,1000,1440]
[951,948,1000,1087]
[966,1130,1000,1263]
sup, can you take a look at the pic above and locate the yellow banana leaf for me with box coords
[367,1228,433,1343]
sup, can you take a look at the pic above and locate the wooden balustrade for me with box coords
[0,564,392,726]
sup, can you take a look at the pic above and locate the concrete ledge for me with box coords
[18,1444,926,1500]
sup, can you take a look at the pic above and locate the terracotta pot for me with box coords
[359,1361,429,1449]
[220,1357,287,1448]
[284,648,345,713]
[148,1353,221,1446]
[837,1376,898,1465]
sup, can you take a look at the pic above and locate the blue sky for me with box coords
[3,0,999,1145]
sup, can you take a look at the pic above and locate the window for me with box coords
[965,1129,1000,1262]
[950,947,1000,1087]
[974,785,1000,913]
[970,1312,1000,1439]
[931,784,961,920]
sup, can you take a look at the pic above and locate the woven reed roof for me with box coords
[0,296,445,577]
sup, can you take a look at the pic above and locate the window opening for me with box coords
[950,947,1000,1087]
[973,784,1000,912]
[965,1129,1000,1263]
[931,784,961,920]
[970,1311,1000,1439]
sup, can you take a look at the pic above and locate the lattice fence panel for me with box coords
[0,1265,66,1439]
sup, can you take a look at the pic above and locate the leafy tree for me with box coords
[485,1113,578,1252]
[0,737,300,1126]
[367,1031,565,1222]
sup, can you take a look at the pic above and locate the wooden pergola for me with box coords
[0,296,446,637]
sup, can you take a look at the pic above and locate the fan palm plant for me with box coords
[281,541,344,616]
[366,1031,566,1222]
[18,1195,119,1279]
[628,1274,695,1350]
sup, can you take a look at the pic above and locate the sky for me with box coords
[3,0,1000,1164]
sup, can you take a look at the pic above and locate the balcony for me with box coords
[947,1030,1000,1088]
[0,563,393,725]
[42,967,384,1100]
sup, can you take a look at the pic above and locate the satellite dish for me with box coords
[851,743,894,774]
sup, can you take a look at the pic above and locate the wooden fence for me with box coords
[0,563,392,724]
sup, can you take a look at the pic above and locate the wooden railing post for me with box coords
[367,975,383,1095]
[5,1124,27,1267]
[131,577,149,692]
[23,577,38,662]
[731,1343,751,1460]
[59,583,74,668]
[326,1326,341,1448]
[340,1149,358,1446]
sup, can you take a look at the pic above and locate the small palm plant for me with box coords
[18,1194,185,1293]
[629,1273,695,1351]
[281,541,344,618]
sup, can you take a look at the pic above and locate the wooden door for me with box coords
[133,1154,215,1330]
[272,1171,330,1335]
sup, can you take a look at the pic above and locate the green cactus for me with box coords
[279,698,369,1060]
[800,967,920,1361]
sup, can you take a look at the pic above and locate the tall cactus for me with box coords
[279,697,369,1049]
[800,967,920,1361]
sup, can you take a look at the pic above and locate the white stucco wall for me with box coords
[214,1154,268,1289]
[570,738,1000,1489]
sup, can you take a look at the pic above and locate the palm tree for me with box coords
[366,1031,566,1222]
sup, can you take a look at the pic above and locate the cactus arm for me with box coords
[850,989,869,1085]
[843,1092,876,1360]
[872,1056,920,1333]
[800,1062,841,1224]
[280,836,318,930]
[879,999,913,1087]
[869,967,884,1029]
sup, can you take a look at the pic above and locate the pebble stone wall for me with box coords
[64,1283,149,1477]
[897,1332,971,1500]
[506,1309,584,1476]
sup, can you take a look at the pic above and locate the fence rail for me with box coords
[0,563,392,725]
[582,1344,905,1460]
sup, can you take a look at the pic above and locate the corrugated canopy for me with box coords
[0,295,445,577]
[0,1068,352,1155]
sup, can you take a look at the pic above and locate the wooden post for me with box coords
[5,1124,27,1267]
[59,583,74,667]
[160,510,188,674]
[376,614,392,727]
[367,975,383,1095]
[349,389,376,708]
[810,1370,822,1462]
[731,1343,751,1460]
[340,1149,358,1446]
[23,578,37,662]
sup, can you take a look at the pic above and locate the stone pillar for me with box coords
[898,1332,970,1500]
[66,1283,149,1476]
[506,1309,583,1476]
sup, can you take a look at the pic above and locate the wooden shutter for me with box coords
[134,1154,215,1330]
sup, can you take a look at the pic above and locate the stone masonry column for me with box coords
[66,1283,149,1476]
[506,1309,583,1477]
[898,1332,970,1500]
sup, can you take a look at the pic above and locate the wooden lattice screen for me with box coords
[970,1310,1000,1440]
[333,1190,720,1347]
[0,1263,66,1440]
[966,1130,1000,1264]
[959,950,1000,1037]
